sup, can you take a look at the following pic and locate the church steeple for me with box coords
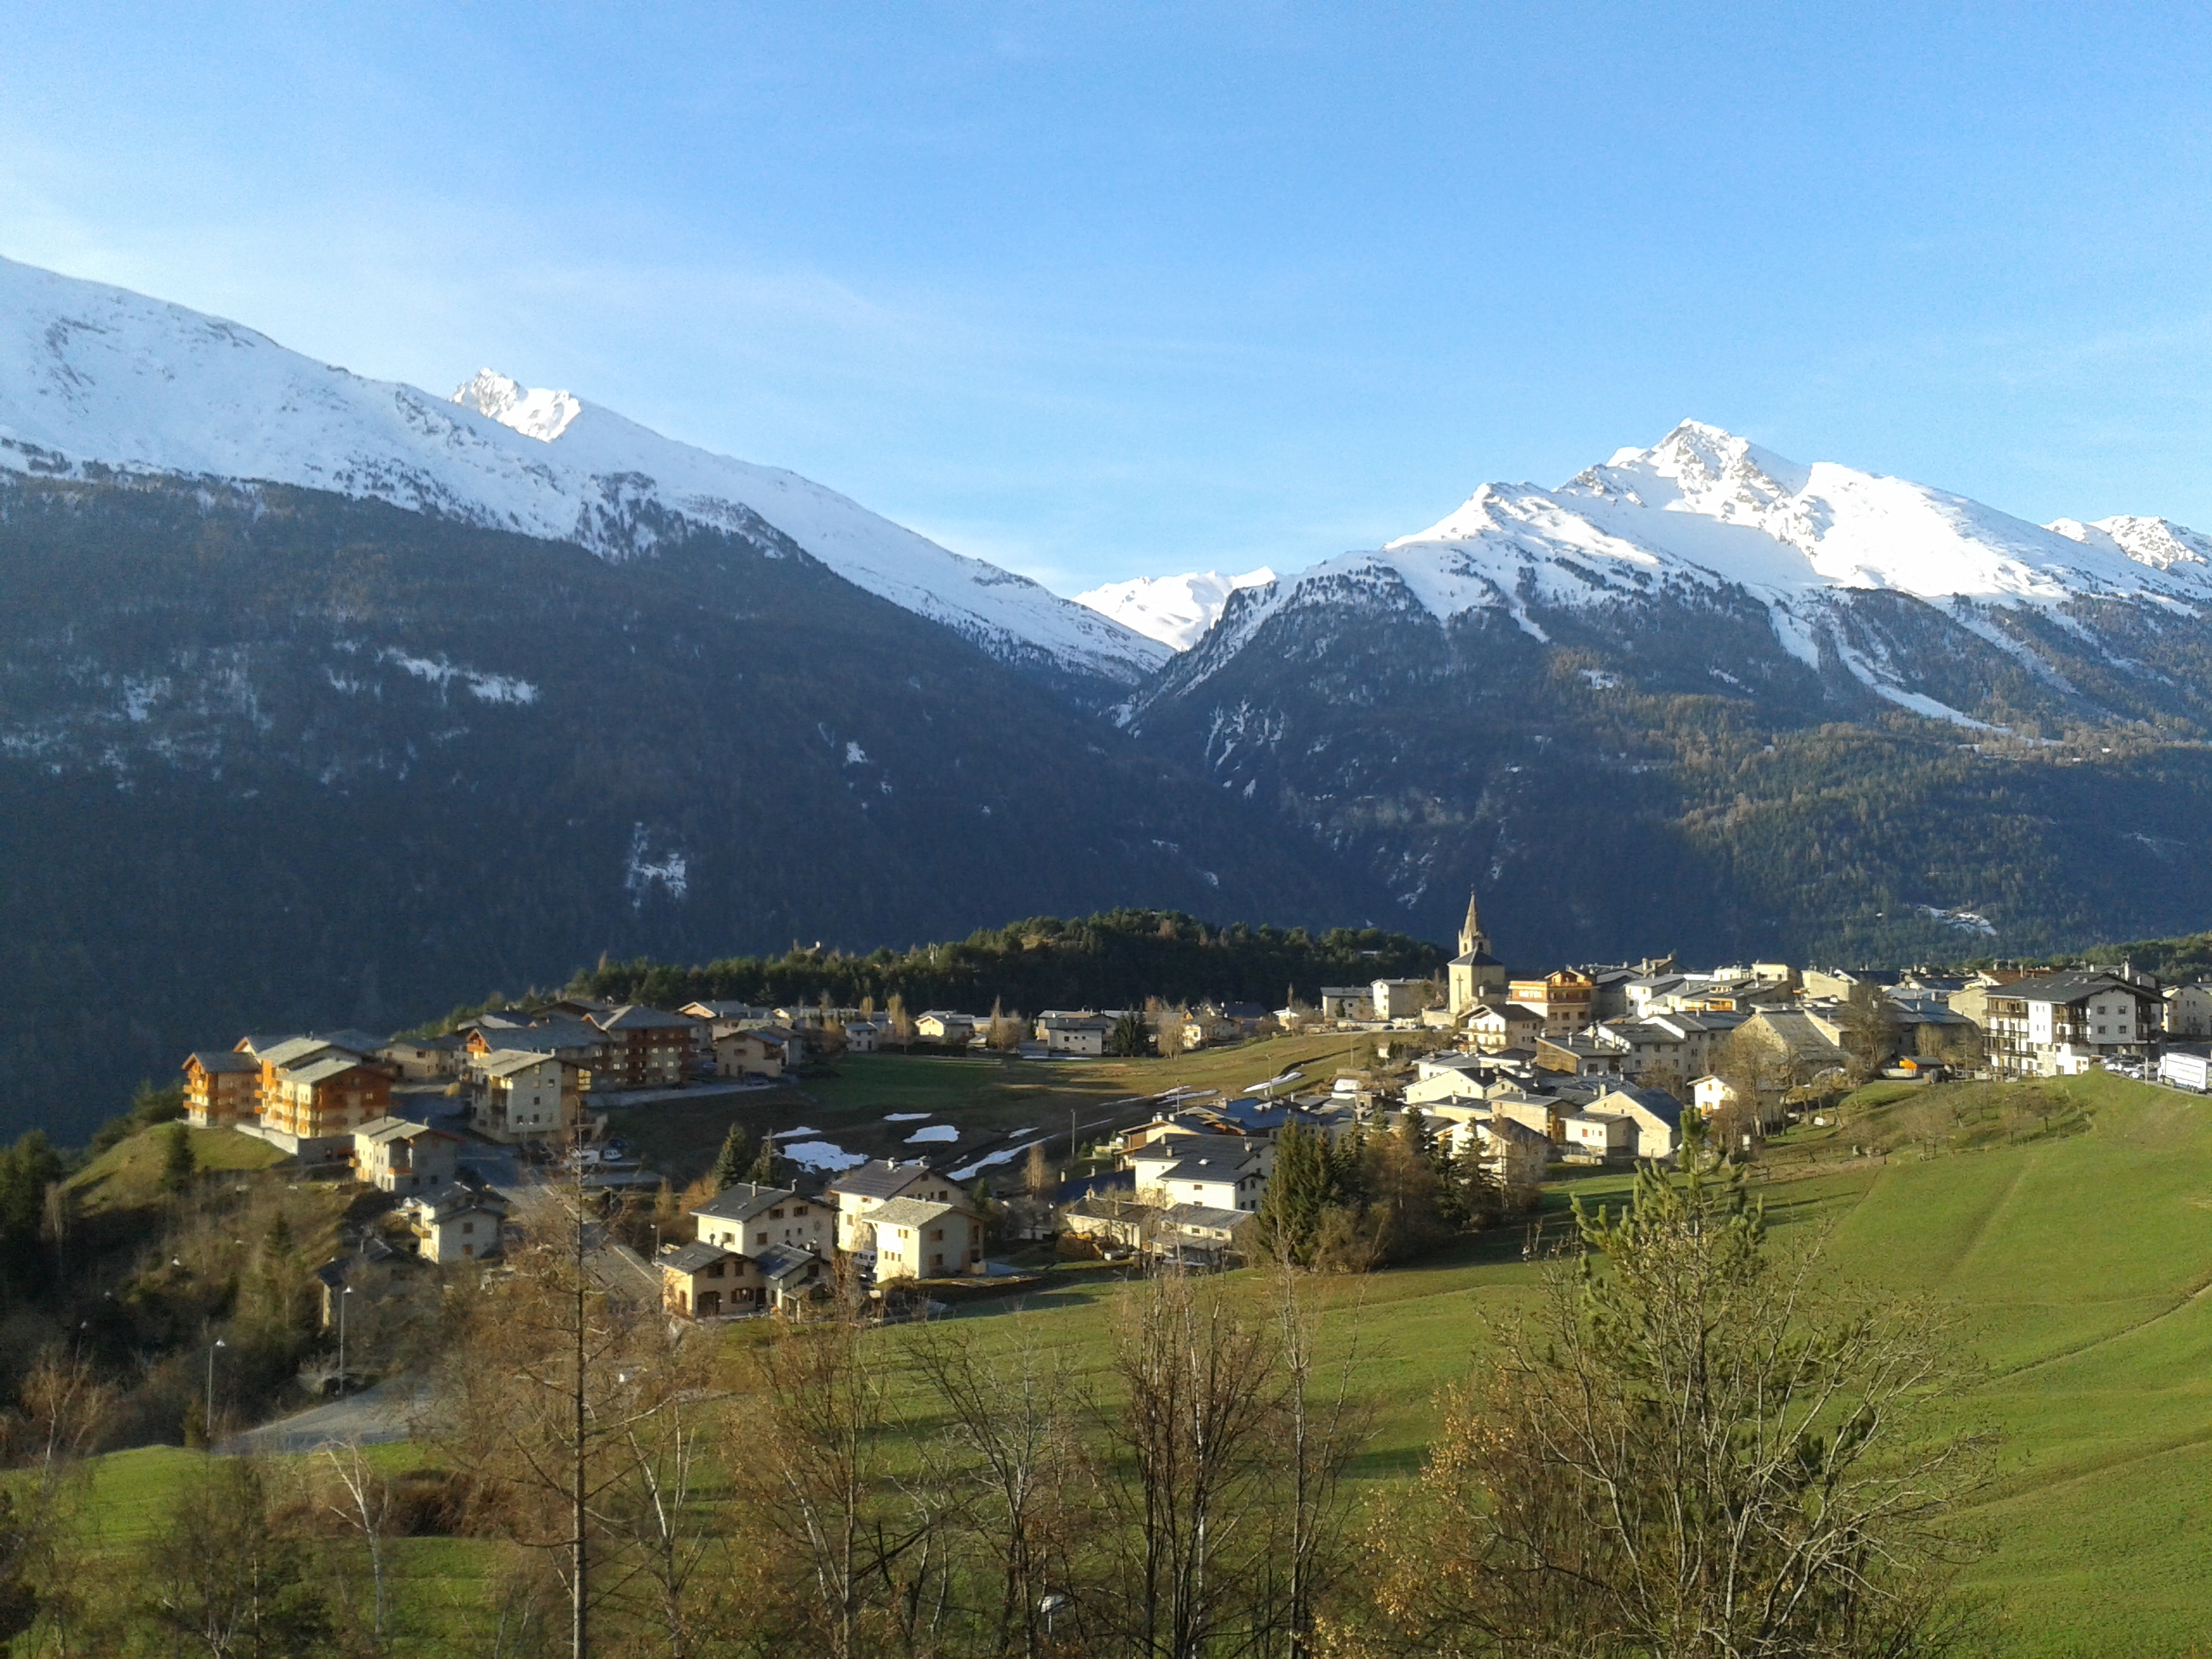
[1458,890,1488,959]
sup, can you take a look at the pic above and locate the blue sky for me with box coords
[4,3,2209,594]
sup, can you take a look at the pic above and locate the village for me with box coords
[170,893,2212,1342]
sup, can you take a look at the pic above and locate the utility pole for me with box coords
[572,1147,589,1659]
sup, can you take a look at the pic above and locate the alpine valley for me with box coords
[3,255,2210,1137]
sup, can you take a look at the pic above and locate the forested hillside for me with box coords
[537,908,1446,1023]
[0,477,1377,1143]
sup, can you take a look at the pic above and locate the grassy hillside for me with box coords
[46,1070,2212,1655]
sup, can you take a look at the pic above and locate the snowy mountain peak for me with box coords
[2049,514,2212,575]
[451,369,582,442]
[0,255,1165,688]
[1074,568,1277,651]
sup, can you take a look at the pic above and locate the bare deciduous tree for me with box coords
[1098,1268,1280,1659]
[1363,1160,1989,1658]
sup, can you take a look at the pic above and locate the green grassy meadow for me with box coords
[50,1066,2212,1655]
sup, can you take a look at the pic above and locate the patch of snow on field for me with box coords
[768,1126,822,1139]
[950,1136,1050,1179]
[779,1141,867,1172]
[905,1124,959,1144]
[884,1113,931,1122]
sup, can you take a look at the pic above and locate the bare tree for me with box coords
[1255,1264,1372,1659]
[1096,1267,1280,1659]
[426,1166,662,1658]
[909,1319,1085,1657]
[601,1332,725,1659]
[731,1320,935,1659]
[1363,1160,1989,1657]
[317,1439,396,1651]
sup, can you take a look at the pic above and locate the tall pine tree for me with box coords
[1255,1122,1338,1267]
[705,1124,753,1194]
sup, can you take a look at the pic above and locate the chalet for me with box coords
[1734,1010,1852,1084]
[866,1196,985,1281]
[352,1116,462,1194]
[182,1050,260,1128]
[260,1052,393,1151]
[1984,970,2164,1079]
[2166,983,2212,1040]
[916,1011,977,1044]
[1535,1036,1624,1079]
[1465,1001,1545,1053]
[378,1033,463,1081]
[1370,977,1430,1021]
[828,1160,965,1260]
[588,1005,698,1089]
[1317,987,1374,1022]
[1510,969,1597,1038]
[1060,1195,1161,1254]
[1134,1149,1267,1213]
[463,1020,604,1078]
[1035,1012,1114,1055]
[712,1029,785,1080]
[1440,1112,1552,1197]
[470,1049,573,1141]
[1560,1112,1634,1161]
[1153,1204,1257,1267]
[1583,1085,1685,1160]
[690,1183,832,1257]
[402,1182,510,1263]
[657,1239,828,1318]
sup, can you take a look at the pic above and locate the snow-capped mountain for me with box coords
[1074,567,1276,651]
[1159,421,2210,726]
[0,256,1167,689]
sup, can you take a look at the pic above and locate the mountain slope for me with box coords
[1129,423,2212,963]
[0,473,1370,1143]
[1074,568,1276,651]
[0,257,1167,696]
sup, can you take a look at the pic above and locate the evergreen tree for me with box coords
[746,1139,778,1188]
[705,1123,754,1194]
[1107,1011,1153,1058]
[158,1123,195,1197]
[1255,1123,1338,1267]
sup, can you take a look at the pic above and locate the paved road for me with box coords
[220,1376,430,1456]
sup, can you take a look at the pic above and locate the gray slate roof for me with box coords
[660,1242,728,1274]
[690,1183,795,1226]
[830,1159,934,1200]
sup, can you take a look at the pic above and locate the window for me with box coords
[770,1208,785,1219]
[757,1232,767,1245]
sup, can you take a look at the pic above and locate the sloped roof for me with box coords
[477,1047,562,1078]
[286,1055,373,1087]
[1160,1203,1252,1232]
[1151,1154,1262,1185]
[660,1241,728,1274]
[354,1115,445,1143]
[754,1243,824,1281]
[1999,970,2158,1007]
[188,1050,257,1074]
[1588,1085,1684,1130]
[830,1159,933,1199]
[477,1020,601,1053]
[594,1004,699,1032]
[868,1197,956,1230]
[690,1183,794,1226]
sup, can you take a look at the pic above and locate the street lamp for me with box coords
[1039,1592,1068,1638]
[204,1338,226,1450]
[337,1285,355,1395]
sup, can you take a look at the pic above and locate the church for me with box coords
[1446,891,1509,1016]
